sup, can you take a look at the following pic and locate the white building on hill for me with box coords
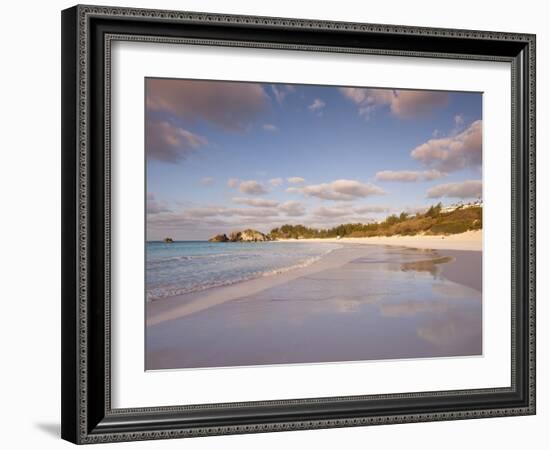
[441,199,482,213]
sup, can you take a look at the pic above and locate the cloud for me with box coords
[279,201,306,217]
[287,177,305,184]
[200,176,214,186]
[269,177,284,186]
[288,179,386,201]
[426,180,482,199]
[228,208,278,217]
[390,90,449,118]
[353,205,391,214]
[148,212,228,231]
[181,206,279,218]
[232,197,279,207]
[308,98,326,113]
[228,178,269,195]
[262,124,278,131]
[146,78,269,132]
[271,85,295,104]
[454,114,465,127]
[312,205,352,218]
[146,193,171,214]
[146,121,207,163]
[176,206,225,218]
[339,87,391,105]
[310,205,380,224]
[411,120,482,172]
[238,180,268,195]
[339,87,448,119]
[375,169,447,182]
[227,178,240,188]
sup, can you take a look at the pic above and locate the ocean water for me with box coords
[146,241,341,301]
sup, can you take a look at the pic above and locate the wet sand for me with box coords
[438,250,481,292]
[146,243,482,370]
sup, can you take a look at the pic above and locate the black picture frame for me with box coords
[61,4,536,444]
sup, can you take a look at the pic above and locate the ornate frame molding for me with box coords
[61,5,536,444]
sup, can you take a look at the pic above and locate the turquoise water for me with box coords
[146,241,341,301]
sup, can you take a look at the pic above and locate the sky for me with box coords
[145,78,482,241]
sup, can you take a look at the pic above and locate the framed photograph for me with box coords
[61,5,536,444]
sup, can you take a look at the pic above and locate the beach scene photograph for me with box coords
[145,78,483,370]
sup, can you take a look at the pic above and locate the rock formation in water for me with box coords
[208,233,229,242]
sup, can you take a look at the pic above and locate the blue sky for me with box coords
[146,78,482,240]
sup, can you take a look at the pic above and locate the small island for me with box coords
[163,237,174,243]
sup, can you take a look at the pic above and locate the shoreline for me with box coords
[273,230,482,252]
[146,242,482,369]
[147,243,360,326]
[149,230,482,251]
[147,236,481,327]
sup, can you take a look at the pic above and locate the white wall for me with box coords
[0,0,545,448]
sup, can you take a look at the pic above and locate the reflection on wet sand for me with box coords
[400,256,453,276]
[146,245,482,370]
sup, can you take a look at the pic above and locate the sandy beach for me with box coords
[276,230,482,251]
[146,232,482,370]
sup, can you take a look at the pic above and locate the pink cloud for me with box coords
[146,78,269,132]
[389,90,448,118]
[288,179,385,201]
[179,206,279,218]
[339,87,448,119]
[146,121,207,162]
[312,205,352,218]
[426,180,482,199]
[279,201,306,217]
[232,197,279,207]
[375,169,447,182]
[238,180,267,195]
[411,120,482,172]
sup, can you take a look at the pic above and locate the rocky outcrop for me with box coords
[208,233,229,242]
[230,229,272,242]
[209,229,271,242]
[163,237,174,243]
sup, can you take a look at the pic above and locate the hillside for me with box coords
[268,203,482,240]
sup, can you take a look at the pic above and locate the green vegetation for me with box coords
[269,203,482,240]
